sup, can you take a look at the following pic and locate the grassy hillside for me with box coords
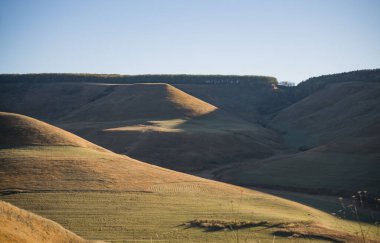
[57,83,217,122]
[0,112,106,152]
[0,83,282,172]
[0,146,212,191]
[1,113,378,242]
[0,200,95,243]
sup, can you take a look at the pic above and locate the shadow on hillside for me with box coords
[57,107,281,173]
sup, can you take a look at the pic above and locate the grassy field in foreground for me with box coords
[2,192,380,243]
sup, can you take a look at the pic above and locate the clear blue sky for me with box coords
[1,0,379,83]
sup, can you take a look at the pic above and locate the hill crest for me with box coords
[0,112,107,152]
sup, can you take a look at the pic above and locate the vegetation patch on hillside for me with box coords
[184,219,269,231]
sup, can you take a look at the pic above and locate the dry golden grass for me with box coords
[0,112,106,152]
[0,145,215,192]
[0,200,98,243]
[2,145,379,242]
[3,191,379,242]
[164,84,217,116]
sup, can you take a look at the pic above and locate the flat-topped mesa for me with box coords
[0,73,278,86]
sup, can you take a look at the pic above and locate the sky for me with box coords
[0,0,379,83]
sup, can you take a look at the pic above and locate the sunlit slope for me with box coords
[0,112,106,152]
[0,200,96,243]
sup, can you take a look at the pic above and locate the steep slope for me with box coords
[1,112,377,242]
[0,201,95,243]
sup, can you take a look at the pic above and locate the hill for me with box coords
[57,83,218,122]
[0,200,95,243]
[1,112,377,242]
[0,82,282,172]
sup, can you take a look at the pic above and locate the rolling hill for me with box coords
[1,112,377,242]
[0,200,96,243]
[0,112,106,152]
[0,112,211,191]
[0,81,282,172]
